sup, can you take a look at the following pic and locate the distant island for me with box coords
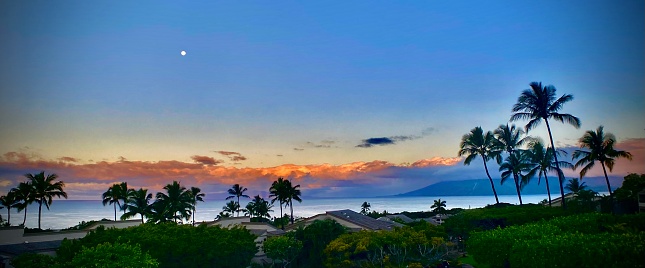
[397,176,620,197]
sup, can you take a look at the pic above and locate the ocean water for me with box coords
[2,194,552,230]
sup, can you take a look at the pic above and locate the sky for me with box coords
[0,1,643,200]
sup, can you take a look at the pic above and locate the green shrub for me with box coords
[56,223,257,268]
[10,253,56,268]
[70,242,158,268]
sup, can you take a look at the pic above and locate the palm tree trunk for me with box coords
[545,119,566,209]
[38,201,42,229]
[192,208,195,226]
[513,173,523,205]
[482,156,500,204]
[113,203,117,221]
[7,206,10,225]
[279,201,284,229]
[22,206,28,226]
[141,214,145,224]
[544,171,552,206]
[289,199,294,224]
[237,196,240,217]
[600,162,613,196]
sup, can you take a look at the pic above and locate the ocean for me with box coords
[2,194,552,230]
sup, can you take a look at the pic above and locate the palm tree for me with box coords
[269,177,288,225]
[24,171,67,229]
[284,179,302,224]
[458,127,502,204]
[0,190,20,226]
[121,188,152,223]
[102,182,128,221]
[254,197,273,221]
[525,140,573,206]
[188,187,205,226]
[494,124,528,154]
[499,151,535,205]
[14,182,34,226]
[360,202,371,215]
[572,126,632,197]
[565,178,588,196]
[431,199,447,213]
[226,184,249,217]
[156,181,193,223]
[222,200,239,216]
[510,82,581,208]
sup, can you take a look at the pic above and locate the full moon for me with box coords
[180,50,186,56]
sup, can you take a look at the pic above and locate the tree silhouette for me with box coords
[226,184,249,217]
[24,171,67,229]
[269,177,289,227]
[155,181,193,223]
[188,187,205,226]
[102,182,128,221]
[510,82,580,208]
[565,178,588,196]
[360,202,371,215]
[526,140,573,206]
[14,182,34,226]
[499,151,535,205]
[121,188,153,223]
[284,179,302,224]
[459,127,502,204]
[0,190,20,226]
[431,199,447,213]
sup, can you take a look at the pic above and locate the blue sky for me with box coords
[0,1,643,199]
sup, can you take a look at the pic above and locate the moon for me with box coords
[181,50,186,56]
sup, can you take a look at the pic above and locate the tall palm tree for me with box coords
[431,199,447,213]
[510,82,581,208]
[525,141,573,206]
[269,177,288,226]
[499,151,535,205]
[156,181,193,223]
[458,127,502,204]
[121,188,153,223]
[102,182,128,221]
[24,171,67,229]
[360,202,371,215]
[226,184,249,217]
[284,179,302,224]
[188,187,205,226]
[14,182,34,226]
[0,190,20,226]
[565,178,588,196]
[572,126,632,197]
[494,124,528,154]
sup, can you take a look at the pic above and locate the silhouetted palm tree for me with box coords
[572,126,632,196]
[431,199,447,213]
[360,202,371,215]
[25,171,67,229]
[499,151,535,205]
[121,188,152,223]
[14,182,34,226]
[494,124,528,154]
[525,140,573,206]
[459,127,502,204]
[222,200,239,216]
[565,178,588,196]
[284,179,302,224]
[188,187,205,226]
[156,181,193,223]
[269,177,288,225]
[226,184,249,217]
[510,82,580,208]
[102,182,128,221]
[0,190,20,225]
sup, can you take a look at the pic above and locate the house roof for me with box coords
[0,240,62,257]
[327,209,403,231]
[385,214,414,223]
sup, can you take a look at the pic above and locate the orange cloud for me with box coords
[0,151,463,199]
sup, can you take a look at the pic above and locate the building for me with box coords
[286,209,404,232]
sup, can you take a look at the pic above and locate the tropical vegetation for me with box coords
[458,126,501,204]
[102,182,128,221]
[24,171,68,229]
[431,199,446,213]
[226,183,249,217]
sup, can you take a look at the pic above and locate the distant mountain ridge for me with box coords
[398,176,622,197]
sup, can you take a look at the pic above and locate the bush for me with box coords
[70,242,158,268]
[10,253,56,268]
[290,219,347,268]
[467,213,645,267]
[56,223,257,268]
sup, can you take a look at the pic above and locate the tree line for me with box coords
[459,82,632,208]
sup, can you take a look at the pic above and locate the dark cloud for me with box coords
[422,127,437,136]
[293,148,304,151]
[304,140,337,148]
[356,136,419,148]
[191,155,222,165]
[215,151,247,162]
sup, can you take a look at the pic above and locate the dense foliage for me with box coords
[69,242,158,268]
[468,213,645,267]
[10,253,56,268]
[264,236,303,268]
[324,224,448,268]
[290,219,347,268]
[56,223,257,268]
[442,204,573,238]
